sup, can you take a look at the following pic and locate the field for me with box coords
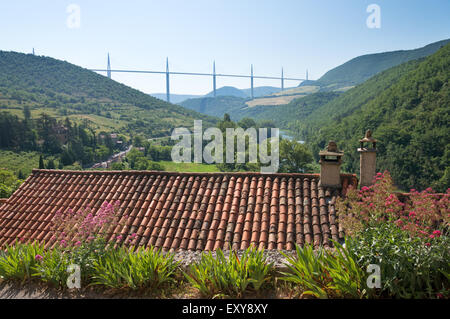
[0,150,41,176]
[244,86,320,107]
[159,161,220,172]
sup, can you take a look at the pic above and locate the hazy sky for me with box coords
[1,1,449,95]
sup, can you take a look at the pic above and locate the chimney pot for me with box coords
[319,141,344,188]
[358,130,378,187]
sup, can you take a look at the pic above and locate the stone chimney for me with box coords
[319,141,344,188]
[358,130,377,187]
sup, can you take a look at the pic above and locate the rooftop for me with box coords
[0,169,357,251]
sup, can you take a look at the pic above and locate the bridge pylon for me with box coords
[250,64,254,99]
[107,53,111,79]
[166,57,170,103]
[213,61,216,97]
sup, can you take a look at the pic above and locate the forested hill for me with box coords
[305,39,450,91]
[305,43,450,192]
[0,51,216,137]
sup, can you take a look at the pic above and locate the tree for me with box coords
[46,159,56,170]
[237,118,257,130]
[39,155,45,169]
[23,105,31,122]
[279,139,313,173]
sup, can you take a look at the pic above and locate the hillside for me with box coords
[235,92,341,127]
[204,86,248,98]
[149,93,201,104]
[304,43,450,192]
[180,96,246,118]
[0,51,216,138]
[303,39,450,91]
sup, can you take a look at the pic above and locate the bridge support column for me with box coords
[213,61,216,97]
[281,67,284,91]
[107,53,111,79]
[251,64,254,99]
[166,58,170,103]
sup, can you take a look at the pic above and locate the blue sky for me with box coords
[0,1,449,95]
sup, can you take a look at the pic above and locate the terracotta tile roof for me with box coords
[0,169,357,251]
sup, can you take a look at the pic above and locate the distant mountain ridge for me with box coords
[151,85,287,104]
[301,39,450,91]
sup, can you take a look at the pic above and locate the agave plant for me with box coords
[184,246,274,298]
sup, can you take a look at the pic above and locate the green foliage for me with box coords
[299,43,450,191]
[279,139,313,173]
[0,241,44,281]
[280,244,329,298]
[184,247,274,298]
[280,242,367,299]
[125,147,164,171]
[337,173,450,298]
[0,169,23,198]
[91,247,179,290]
[33,248,71,287]
[346,222,449,299]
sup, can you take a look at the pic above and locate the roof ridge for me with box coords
[31,169,357,178]
[31,169,324,178]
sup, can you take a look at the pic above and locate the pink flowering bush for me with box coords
[337,171,449,239]
[49,201,131,283]
[50,201,126,249]
[336,171,450,298]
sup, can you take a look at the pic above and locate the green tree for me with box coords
[39,155,45,169]
[279,139,313,173]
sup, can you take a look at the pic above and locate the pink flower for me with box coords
[425,243,431,247]
[429,235,435,239]
[74,241,81,246]
[432,230,441,237]
[409,211,416,218]
[60,239,67,247]
[394,219,403,227]
[361,186,369,191]
[35,254,43,261]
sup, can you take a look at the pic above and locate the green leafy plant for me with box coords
[337,172,450,298]
[322,241,367,298]
[0,241,44,281]
[281,242,367,299]
[33,248,71,287]
[280,244,329,298]
[184,247,274,298]
[91,246,179,290]
[346,222,450,298]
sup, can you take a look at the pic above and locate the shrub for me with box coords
[184,247,274,298]
[0,169,23,198]
[281,242,366,299]
[336,171,450,298]
[49,200,131,283]
[91,246,179,290]
[33,248,71,287]
[346,222,449,298]
[0,241,44,281]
